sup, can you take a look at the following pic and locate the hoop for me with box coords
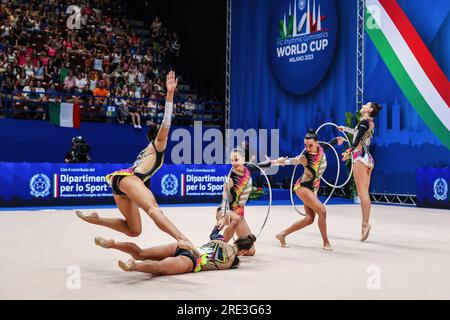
[289,141,340,216]
[315,122,353,189]
[222,162,272,238]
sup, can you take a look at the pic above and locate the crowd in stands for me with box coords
[0,0,221,127]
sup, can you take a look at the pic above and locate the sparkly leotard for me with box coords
[293,144,327,194]
[223,162,271,217]
[227,165,253,216]
[344,118,375,169]
[175,227,239,272]
[106,140,165,195]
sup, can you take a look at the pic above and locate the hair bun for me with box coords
[307,129,315,134]
[248,234,257,243]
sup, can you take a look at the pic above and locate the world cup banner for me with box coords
[0,163,229,207]
[269,0,338,94]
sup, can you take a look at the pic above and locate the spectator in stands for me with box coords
[21,79,34,99]
[184,96,195,116]
[171,32,181,57]
[63,71,76,93]
[21,80,41,119]
[0,0,202,125]
[45,83,58,101]
[46,39,57,58]
[6,48,16,65]
[35,80,45,99]
[34,80,46,120]
[93,80,109,106]
[128,96,142,129]
[112,48,121,69]
[126,64,137,85]
[89,71,98,92]
[24,61,34,79]
[75,72,88,93]
[151,16,162,35]
[34,60,45,80]
[93,52,103,72]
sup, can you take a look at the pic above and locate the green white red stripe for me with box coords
[365,0,450,148]
[180,174,186,196]
[49,102,81,128]
[53,174,59,198]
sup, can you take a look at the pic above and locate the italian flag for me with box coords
[365,0,450,148]
[180,174,186,196]
[49,102,81,128]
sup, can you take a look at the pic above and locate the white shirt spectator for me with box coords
[144,53,152,63]
[114,96,127,107]
[89,79,98,92]
[103,54,110,64]
[7,52,16,63]
[133,53,143,63]
[35,85,45,99]
[184,100,195,115]
[153,82,162,92]
[112,69,122,79]
[148,99,158,110]
[1,25,11,37]
[76,76,88,91]
[134,87,142,99]
[112,52,121,64]
[24,64,34,79]
[137,71,145,84]
[127,70,137,84]
[22,85,32,98]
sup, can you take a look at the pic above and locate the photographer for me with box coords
[65,136,91,163]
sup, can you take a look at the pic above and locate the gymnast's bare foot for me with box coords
[276,233,289,248]
[361,224,372,241]
[75,210,99,224]
[118,259,136,272]
[323,243,333,251]
[178,239,200,257]
[94,236,115,249]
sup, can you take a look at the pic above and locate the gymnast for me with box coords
[337,102,382,241]
[275,130,338,251]
[76,71,197,254]
[215,148,272,256]
[94,227,256,276]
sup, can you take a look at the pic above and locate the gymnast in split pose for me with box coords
[337,102,382,241]
[94,227,256,276]
[76,71,197,254]
[215,148,272,256]
[275,130,338,251]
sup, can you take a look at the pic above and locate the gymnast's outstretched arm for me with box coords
[274,154,307,167]
[154,70,177,152]
[320,138,339,151]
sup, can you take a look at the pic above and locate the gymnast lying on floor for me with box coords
[94,226,256,276]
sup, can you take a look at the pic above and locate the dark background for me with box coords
[122,0,227,102]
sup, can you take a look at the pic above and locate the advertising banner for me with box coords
[0,163,229,207]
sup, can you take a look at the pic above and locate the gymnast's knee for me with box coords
[147,206,163,219]
[305,215,315,225]
[316,207,327,217]
[127,226,142,237]
[230,216,242,227]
